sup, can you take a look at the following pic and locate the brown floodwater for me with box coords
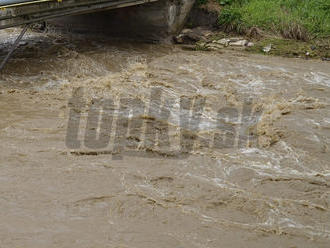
[0,27,329,248]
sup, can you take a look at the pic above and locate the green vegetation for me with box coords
[216,0,330,41]
[192,0,330,58]
[195,30,329,58]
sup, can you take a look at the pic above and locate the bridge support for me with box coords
[52,0,195,41]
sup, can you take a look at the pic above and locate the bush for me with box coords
[218,7,245,33]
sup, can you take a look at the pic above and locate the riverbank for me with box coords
[183,0,329,59]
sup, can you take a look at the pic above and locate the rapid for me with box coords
[0,27,329,247]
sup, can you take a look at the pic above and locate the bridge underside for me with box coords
[0,0,195,41]
[0,0,159,30]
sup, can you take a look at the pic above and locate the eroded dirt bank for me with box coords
[0,28,329,247]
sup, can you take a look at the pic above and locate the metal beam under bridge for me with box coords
[0,0,158,30]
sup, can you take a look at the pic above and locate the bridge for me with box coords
[0,0,160,30]
[0,0,194,70]
[0,0,194,32]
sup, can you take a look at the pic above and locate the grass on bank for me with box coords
[216,0,330,41]
[193,0,329,58]
[195,31,329,58]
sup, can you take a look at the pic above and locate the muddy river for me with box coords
[0,27,329,247]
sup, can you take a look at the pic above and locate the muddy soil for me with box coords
[0,28,329,248]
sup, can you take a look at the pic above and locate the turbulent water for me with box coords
[0,27,329,247]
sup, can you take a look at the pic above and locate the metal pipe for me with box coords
[0,24,28,72]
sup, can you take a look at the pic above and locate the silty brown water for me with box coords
[0,27,329,247]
